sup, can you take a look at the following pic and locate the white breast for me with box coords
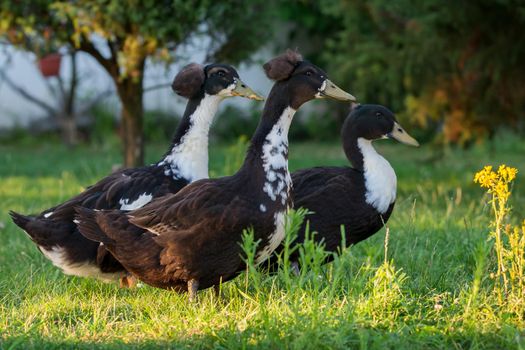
[161,94,222,182]
[256,211,286,264]
[261,107,295,205]
[358,138,397,214]
[255,107,297,264]
[39,245,122,282]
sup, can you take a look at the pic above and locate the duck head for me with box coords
[344,104,419,146]
[263,50,356,109]
[172,63,263,101]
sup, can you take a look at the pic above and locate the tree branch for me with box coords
[0,69,56,115]
[65,50,78,115]
[144,82,172,93]
[54,72,68,102]
[78,40,119,79]
[107,40,119,67]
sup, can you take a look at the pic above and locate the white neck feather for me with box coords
[261,106,296,205]
[161,94,223,182]
[357,138,397,214]
[255,107,296,264]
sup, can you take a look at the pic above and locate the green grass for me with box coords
[1,134,525,349]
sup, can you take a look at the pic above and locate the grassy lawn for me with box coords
[1,134,525,349]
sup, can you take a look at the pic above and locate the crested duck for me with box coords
[75,50,356,300]
[9,63,262,285]
[267,104,419,273]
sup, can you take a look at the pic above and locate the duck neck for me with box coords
[241,85,295,207]
[342,133,365,171]
[344,134,397,214]
[159,93,223,182]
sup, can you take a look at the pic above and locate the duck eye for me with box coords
[305,71,312,76]
[375,112,383,118]
[217,71,225,77]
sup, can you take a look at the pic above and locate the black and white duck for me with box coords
[75,50,356,300]
[267,104,419,273]
[9,63,262,286]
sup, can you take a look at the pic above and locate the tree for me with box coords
[0,0,274,166]
[279,0,525,144]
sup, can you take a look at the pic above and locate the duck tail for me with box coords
[74,207,115,245]
[9,210,32,231]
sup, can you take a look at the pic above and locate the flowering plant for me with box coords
[474,164,524,314]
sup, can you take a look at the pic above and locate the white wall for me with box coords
[0,43,273,129]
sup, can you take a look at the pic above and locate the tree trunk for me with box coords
[78,42,146,167]
[116,76,144,168]
[60,114,78,146]
[62,50,78,146]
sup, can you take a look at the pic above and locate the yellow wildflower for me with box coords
[494,182,509,201]
[474,165,518,195]
[498,165,518,183]
[474,165,498,188]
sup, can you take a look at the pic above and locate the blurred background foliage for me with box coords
[280,0,525,145]
[1,0,524,156]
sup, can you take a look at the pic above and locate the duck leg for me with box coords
[188,279,199,302]
[291,261,300,276]
[214,276,224,298]
[119,274,137,288]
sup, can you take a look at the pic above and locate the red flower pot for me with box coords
[38,53,62,77]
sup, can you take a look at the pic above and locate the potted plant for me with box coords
[38,53,62,77]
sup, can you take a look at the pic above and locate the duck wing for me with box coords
[291,166,358,202]
[73,166,185,212]
[12,166,185,244]
[130,178,260,266]
[291,167,372,248]
[78,178,261,289]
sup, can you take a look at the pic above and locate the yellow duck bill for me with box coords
[388,122,420,147]
[232,79,264,101]
[318,79,357,102]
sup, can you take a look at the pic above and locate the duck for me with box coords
[9,63,263,286]
[266,104,419,273]
[74,49,356,300]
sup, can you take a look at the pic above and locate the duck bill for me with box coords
[387,122,420,147]
[318,79,357,102]
[231,79,264,101]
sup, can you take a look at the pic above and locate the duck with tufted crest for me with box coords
[9,63,262,286]
[75,50,356,301]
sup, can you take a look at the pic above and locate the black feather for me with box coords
[9,211,31,231]
[75,207,114,245]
